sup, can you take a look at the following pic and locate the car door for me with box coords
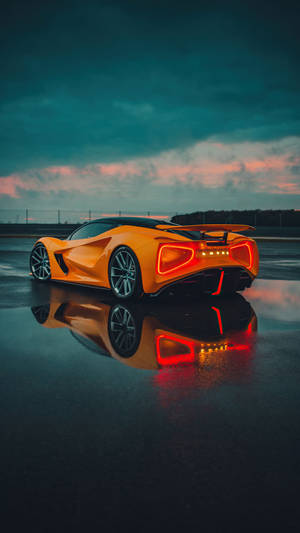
[61,222,118,284]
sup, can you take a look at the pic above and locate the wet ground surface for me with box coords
[1,238,300,530]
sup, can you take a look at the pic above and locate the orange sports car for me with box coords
[29,216,259,300]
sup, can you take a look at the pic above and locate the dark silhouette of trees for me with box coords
[171,210,300,227]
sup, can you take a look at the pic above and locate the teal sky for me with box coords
[1,0,300,211]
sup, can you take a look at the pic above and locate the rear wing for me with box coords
[156,224,255,232]
[156,224,255,246]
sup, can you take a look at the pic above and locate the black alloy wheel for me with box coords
[30,243,51,281]
[109,246,143,300]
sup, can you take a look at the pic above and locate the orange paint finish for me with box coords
[32,220,259,297]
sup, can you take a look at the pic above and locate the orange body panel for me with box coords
[34,223,259,295]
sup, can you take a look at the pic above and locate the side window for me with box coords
[68,222,116,240]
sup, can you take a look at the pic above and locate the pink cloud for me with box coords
[1,137,300,198]
[45,166,74,176]
[99,162,139,177]
[0,176,22,198]
[274,182,300,194]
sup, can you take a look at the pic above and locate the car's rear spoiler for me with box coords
[156,224,255,232]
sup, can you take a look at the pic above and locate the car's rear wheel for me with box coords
[108,246,143,300]
[30,243,51,281]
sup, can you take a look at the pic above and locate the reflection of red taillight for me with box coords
[156,242,197,275]
[211,272,224,296]
[156,334,196,366]
[229,241,253,269]
[211,306,223,334]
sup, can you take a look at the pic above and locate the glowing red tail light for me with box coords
[157,242,197,275]
[229,241,253,269]
[156,334,196,366]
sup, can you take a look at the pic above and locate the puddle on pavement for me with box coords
[1,279,299,383]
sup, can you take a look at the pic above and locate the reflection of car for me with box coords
[29,217,259,300]
[31,285,257,372]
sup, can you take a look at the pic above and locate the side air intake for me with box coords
[54,253,69,274]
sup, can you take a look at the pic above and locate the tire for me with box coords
[108,246,143,300]
[30,243,51,281]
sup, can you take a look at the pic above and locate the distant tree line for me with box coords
[171,209,300,227]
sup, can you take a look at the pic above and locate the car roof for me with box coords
[86,217,176,228]
[69,217,199,240]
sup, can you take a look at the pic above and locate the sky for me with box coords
[0,0,300,214]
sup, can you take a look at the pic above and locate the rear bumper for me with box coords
[151,267,254,296]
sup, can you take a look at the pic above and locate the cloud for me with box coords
[1,137,299,211]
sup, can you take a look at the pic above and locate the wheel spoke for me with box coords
[123,309,130,325]
[111,266,122,275]
[125,279,131,295]
[118,333,127,349]
[115,255,123,269]
[32,251,40,260]
[120,253,128,268]
[115,276,123,292]
[120,279,126,295]
[115,330,124,345]
[111,322,123,332]
[125,254,131,268]
[115,307,124,322]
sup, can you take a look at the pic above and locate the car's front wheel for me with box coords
[30,243,51,281]
[108,246,143,300]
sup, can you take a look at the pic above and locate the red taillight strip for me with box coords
[211,306,223,335]
[156,334,196,366]
[156,243,196,275]
[229,241,253,269]
[212,270,224,296]
[227,344,249,351]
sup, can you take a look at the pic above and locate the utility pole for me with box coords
[89,209,91,221]
[25,208,28,224]
[58,209,61,224]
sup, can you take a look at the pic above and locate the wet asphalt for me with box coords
[1,238,300,531]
